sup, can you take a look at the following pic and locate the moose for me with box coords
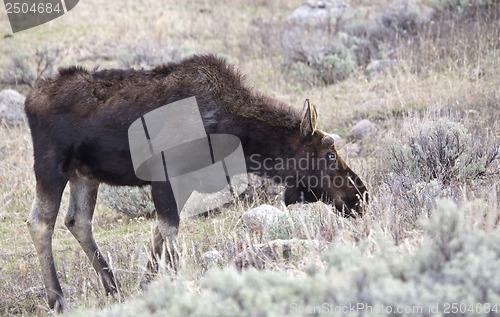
[25,54,367,312]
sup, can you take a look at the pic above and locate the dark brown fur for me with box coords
[25,55,367,312]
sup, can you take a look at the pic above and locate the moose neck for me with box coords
[200,80,304,179]
[233,110,303,179]
[247,120,299,156]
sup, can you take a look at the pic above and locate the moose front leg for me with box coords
[145,182,180,280]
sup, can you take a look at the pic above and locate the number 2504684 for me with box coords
[5,2,62,14]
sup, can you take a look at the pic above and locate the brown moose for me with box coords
[24,54,367,312]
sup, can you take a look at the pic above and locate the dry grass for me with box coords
[0,0,498,315]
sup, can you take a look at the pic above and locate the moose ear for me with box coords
[300,99,318,137]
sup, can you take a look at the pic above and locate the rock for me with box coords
[201,250,222,266]
[242,204,284,231]
[181,174,249,218]
[233,239,327,269]
[358,98,385,110]
[349,119,376,141]
[0,89,26,126]
[282,0,353,61]
[288,0,350,26]
[365,59,396,78]
[338,142,361,157]
[328,133,345,147]
[329,133,342,142]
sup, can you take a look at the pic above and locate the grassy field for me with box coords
[0,0,499,316]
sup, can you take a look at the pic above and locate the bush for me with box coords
[71,200,500,317]
[384,118,498,185]
[272,0,497,85]
[278,0,435,85]
[259,203,346,242]
[99,185,155,219]
[378,118,498,221]
[0,46,63,88]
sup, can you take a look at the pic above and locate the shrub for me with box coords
[303,50,356,85]
[282,27,358,85]
[71,200,500,317]
[0,46,63,88]
[278,0,435,85]
[272,0,496,85]
[99,185,155,219]
[384,118,498,185]
[378,117,498,221]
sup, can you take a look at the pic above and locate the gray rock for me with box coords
[242,204,284,231]
[338,142,361,157]
[328,133,346,147]
[282,0,353,61]
[366,59,396,78]
[349,119,376,141]
[288,0,350,25]
[201,250,222,266]
[329,133,342,142]
[0,89,26,126]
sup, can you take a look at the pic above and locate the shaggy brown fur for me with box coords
[26,55,300,127]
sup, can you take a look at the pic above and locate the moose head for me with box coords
[283,100,368,216]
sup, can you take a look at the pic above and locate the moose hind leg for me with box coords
[27,183,68,312]
[64,175,119,296]
[150,182,180,273]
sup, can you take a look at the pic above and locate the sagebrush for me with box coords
[71,200,500,317]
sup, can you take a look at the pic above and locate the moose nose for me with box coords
[334,191,368,218]
[334,199,358,217]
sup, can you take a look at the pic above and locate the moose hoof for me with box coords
[49,296,67,313]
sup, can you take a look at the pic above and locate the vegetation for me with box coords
[0,0,498,316]
[71,200,500,317]
[276,0,497,84]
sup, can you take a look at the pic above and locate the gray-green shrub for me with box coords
[384,118,497,185]
[379,117,498,221]
[277,0,496,85]
[0,46,63,88]
[261,203,346,242]
[279,0,434,85]
[70,200,500,317]
[99,185,155,218]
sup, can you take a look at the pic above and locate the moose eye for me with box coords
[327,152,336,162]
